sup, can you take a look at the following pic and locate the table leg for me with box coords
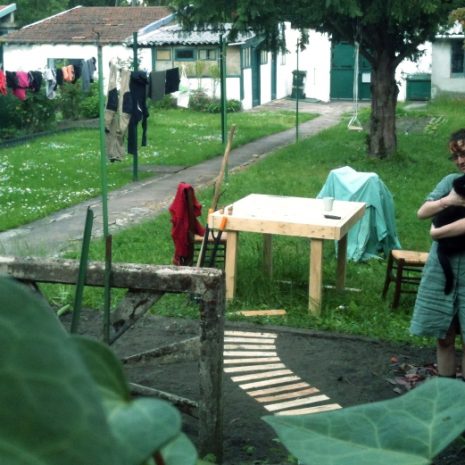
[225,231,238,300]
[336,234,348,291]
[309,239,323,315]
[263,234,273,278]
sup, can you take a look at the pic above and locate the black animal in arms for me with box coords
[432,174,465,294]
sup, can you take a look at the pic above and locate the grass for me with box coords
[11,97,465,346]
[0,107,314,231]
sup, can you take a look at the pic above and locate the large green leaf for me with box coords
[264,378,465,465]
[0,277,122,465]
[73,336,185,465]
[161,432,198,465]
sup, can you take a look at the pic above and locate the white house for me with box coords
[295,31,432,103]
[0,6,174,85]
[431,23,465,98]
[135,22,300,110]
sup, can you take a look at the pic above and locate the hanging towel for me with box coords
[5,71,18,89]
[169,182,205,266]
[0,70,7,95]
[81,57,96,92]
[149,70,166,102]
[44,68,57,99]
[56,68,64,86]
[165,67,180,94]
[62,65,75,83]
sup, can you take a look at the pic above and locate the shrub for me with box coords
[189,90,242,113]
[188,89,211,111]
[58,81,99,120]
[0,91,57,141]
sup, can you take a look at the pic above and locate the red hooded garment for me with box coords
[169,183,205,265]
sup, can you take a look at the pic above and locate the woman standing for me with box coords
[410,129,465,378]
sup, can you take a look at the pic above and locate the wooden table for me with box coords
[208,194,366,315]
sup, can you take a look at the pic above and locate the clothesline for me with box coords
[0,58,97,100]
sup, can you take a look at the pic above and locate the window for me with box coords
[156,48,171,61]
[260,50,268,65]
[199,49,217,60]
[242,47,251,68]
[175,48,195,61]
[451,40,465,75]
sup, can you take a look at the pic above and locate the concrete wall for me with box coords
[431,39,465,97]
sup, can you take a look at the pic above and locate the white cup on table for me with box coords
[322,196,334,211]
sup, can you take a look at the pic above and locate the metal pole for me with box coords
[132,31,139,181]
[220,34,227,145]
[97,37,109,238]
[295,38,299,142]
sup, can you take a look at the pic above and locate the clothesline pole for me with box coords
[97,39,109,238]
[132,31,139,182]
[219,34,227,145]
[295,38,300,143]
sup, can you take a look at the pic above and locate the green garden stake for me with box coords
[102,234,112,344]
[71,207,94,334]
[220,34,227,145]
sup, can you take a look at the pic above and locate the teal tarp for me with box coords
[317,166,401,261]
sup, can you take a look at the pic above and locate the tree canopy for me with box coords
[172,0,463,157]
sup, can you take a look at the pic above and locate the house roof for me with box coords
[0,4,16,18]
[136,23,254,47]
[1,6,173,45]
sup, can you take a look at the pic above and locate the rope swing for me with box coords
[348,40,363,131]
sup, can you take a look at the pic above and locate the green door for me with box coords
[330,42,371,100]
[251,46,261,107]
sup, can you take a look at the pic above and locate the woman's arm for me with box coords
[418,189,465,219]
[431,218,465,240]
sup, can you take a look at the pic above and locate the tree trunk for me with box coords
[369,51,399,158]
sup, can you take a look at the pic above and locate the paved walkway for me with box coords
[0,100,355,256]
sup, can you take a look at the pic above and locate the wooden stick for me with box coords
[211,124,236,212]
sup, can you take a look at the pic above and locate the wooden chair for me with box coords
[382,249,428,308]
[185,187,226,268]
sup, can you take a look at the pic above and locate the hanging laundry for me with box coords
[28,71,42,93]
[0,70,7,96]
[12,71,29,100]
[68,59,82,83]
[62,65,75,83]
[5,70,18,90]
[105,64,132,162]
[81,57,96,93]
[165,67,180,94]
[169,182,205,266]
[127,70,149,156]
[148,70,166,102]
[56,68,64,86]
[44,68,57,99]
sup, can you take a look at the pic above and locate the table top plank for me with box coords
[209,194,366,240]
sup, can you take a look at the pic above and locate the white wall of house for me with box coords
[431,38,465,97]
[242,67,252,109]
[3,43,136,90]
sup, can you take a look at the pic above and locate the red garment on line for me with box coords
[12,71,29,100]
[169,182,205,266]
[0,70,7,96]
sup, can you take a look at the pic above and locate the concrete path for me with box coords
[0,100,355,256]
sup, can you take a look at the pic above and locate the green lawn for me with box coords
[0,108,313,231]
[51,97,463,346]
[13,97,463,346]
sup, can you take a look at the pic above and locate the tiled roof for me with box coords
[137,23,254,47]
[1,6,173,44]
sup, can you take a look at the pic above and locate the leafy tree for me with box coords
[171,0,462,158]
[14,0,69,27]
